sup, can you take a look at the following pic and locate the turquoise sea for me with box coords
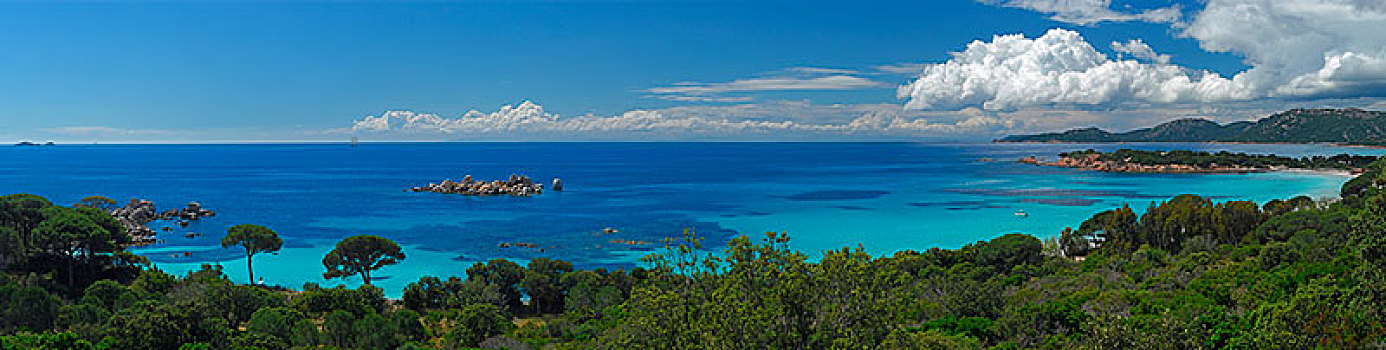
[1,142,1378,296]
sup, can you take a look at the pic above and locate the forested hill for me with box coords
[997,108,1386,144]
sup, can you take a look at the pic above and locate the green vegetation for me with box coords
[3,158,1386,348]
[221,224,284,284]
[322,235,406,285]
[999,108,1386,144]
[1060,149,1379,170]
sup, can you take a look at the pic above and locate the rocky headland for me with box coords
[1019,154,1267,174]
[1019,149,1376,175]
[410,174,561,196]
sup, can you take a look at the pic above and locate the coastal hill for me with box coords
[997,108,1386,144]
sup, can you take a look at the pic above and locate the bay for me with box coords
[1,142,1376,296]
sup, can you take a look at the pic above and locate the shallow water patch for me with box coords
[1018,198,1101,206]
[780,190,890,201]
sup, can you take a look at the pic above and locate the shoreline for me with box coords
[1276,168,1356,177]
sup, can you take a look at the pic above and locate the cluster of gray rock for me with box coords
[110,199,215,245]
[410,174,563,196]
[167,201,216,220]
[410,174,562,196]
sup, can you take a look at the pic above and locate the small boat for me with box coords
[1014,210,1029,218]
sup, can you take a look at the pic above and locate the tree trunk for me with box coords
[246,252,255,284]
[67,258,74,287]
[362,270,371,285]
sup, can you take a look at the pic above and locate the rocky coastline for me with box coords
[410,174,561,196]
[1019,153,1272,174]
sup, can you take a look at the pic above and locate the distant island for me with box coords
[997,108,1386,144]
[1020,149,1378,174]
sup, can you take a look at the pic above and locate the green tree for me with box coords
[354,312,400,349]
[522,257,574,314]
[444,304,513,348]
[465,259,526,312]
[33,207,124,287]
[73,196,118,212]
[290,284,385,317]
[0,194,55,268]
[81,279,135,312]
[321,310,356,348]
[390,309,427,343]
[221,224,283,284]
[245,307,312,350]
[100,300,231,350]
[561,270,623,319]
[3,285,60,332]
[321,235,405,285]
[402,276,455,310]
[1077,203,1138,250]
[0,332,97,350]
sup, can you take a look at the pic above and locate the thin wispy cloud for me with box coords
[644,66,891,103]
[648,95,757,103]
[782,67,861,75]
[872,63,929,75]
[42,126,177,136]
[648,75,886,95]
[978,0,1182,26]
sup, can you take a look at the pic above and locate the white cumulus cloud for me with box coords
[925,0,1386,112]
[346,101,1013,140]
[898,28,1251,111]
[1185,0,1386,98]
[1111,39,1170,64]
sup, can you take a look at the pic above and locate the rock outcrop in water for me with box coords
[111,199,216,245]
[162,201,217,220]
[112,199,160,244]
[410,174,557,196]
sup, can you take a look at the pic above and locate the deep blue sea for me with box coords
[2,142,1379,296]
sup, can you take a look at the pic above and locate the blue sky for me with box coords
[3,0,1383,142]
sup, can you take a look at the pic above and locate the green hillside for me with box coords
[998,108,1386,144]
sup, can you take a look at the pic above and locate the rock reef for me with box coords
[410,174,561,196]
